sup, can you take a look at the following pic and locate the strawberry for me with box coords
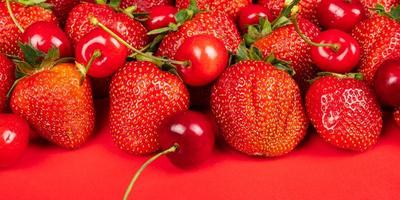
[10,48,95,149]
[394,107,400,127]
[306,74,382,151]
[0,1,57,56]
[211,60,308,157]
[46,0,80,25]
[120,0,173,11]
[175,0,251,19]
[0,54,15,112]
[156,11,241,59]
[253,17,320,90]
[109,61,189,155]
[360,0,399,17]
[258,0,321,25]
[351,9,400,84]
[65,2,149,54]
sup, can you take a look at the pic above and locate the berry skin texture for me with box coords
[352,15,400,85]
[306,76,382,151]
[374,59,400,107]
[360,0,399,17]
[156,12,241,59]
[10,63,95,149]
[109,61,190,155]
[254,18,320,90]
[0,54,15,113]
[0,114,30,168]
[46,0,80,25]
[211,60,308,157]
[0,2,57,56]
[120,0,173,11]
[176,0,251,19]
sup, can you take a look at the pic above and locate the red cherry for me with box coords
[144,5,177,31]
[21,21,73,57]
[159,111,216,168]
[175,35,229,86]
[374,60,400,107]
[0,114,30,167]
[75,28,129,78]
[310,29,360,73]
[317,0,366,32]
[237,4,272,33]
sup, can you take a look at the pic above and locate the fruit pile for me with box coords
[1,0,400,197]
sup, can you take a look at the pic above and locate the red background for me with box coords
[1,100,400,200]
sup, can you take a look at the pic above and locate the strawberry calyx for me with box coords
[371,4,400,21]
[309,72,364,83]
[235,42,295,76]
[15,0,52,9]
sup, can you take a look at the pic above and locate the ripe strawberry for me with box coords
[259,0,321,25]
[253,17,320,90]
[360,0,399,17]
[10,55,95,149]
[352,14,400,84]
[156,11,241,59]
[109,61,189,155]
[46,0,80,25]
[306,75,382,151]
[0,54,15,112]
[65,2,149,53]
[0,1,57,56]
[175,0,251,19]
[120,0,173,11]
[211,60,308,157]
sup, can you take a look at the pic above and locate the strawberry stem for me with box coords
[6,0,24,33]
[89,16,189,67]
[123,144,179,200]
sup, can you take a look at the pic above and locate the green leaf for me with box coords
[148,34,166,52]
[260,17,272,35]
[17,0,46,6]
[175,10,190,24]
[249,46,263,61]
[272,16,291,30]
[39,47,60,69]
[235,42,249,62]
[109,0,121,9]
[390,5,400,20]
[18,42,45,67]
[147,26,172,35]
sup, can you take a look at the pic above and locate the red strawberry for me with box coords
[120,0,173,11]
[175,0,251,19]
[65,2,149,53]
[352,14,400,84]
[394,107,400,127]
[0,1,57,56]
[156,12,241,59]
[259,0,321,25]
[360,0,399,17]
[253,17,320,90]
[211,60,308,157]
[46,0,80,25]
[10,61,95,149]
[306,74,382,151]
[0,54,15,112]
[109,61,189,155]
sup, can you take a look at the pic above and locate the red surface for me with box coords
[2,100,400,200]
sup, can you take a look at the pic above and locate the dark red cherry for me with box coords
[237,4,272,33]
[159,111,216,168]
[175,34,229,87]
[317,0,366,32]
[144,5,178,31]
[0,114,30,167]
[21,21,73,57]
[374,59,400,107]
[310,29,360,73]
[75,28,128,78]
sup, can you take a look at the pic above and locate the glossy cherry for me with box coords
[310,29,360,73]
[75,27,129,78]
[175,34,229,86]
[21,21,73,57]
[317,0,366,32]
[237,4,272,33]
[144,5,178,31]
[0,114,30,167]
[374,59,400,107]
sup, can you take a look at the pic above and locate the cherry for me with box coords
[175,35,229,86]
[144,5,178,31]
[374,59,400,107]
[310,29,360,73]
[237,4,272,33]
[317,0,366,32]
[75,28,129,78]
[21,21,73,57]
[123,111,216,200]
[0,114,30,167]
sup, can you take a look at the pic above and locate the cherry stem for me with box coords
[77,49,101,84]
[123,144,179,200]
[290,16,340,52]
[89,17,189,67]
[6,0,24,33]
